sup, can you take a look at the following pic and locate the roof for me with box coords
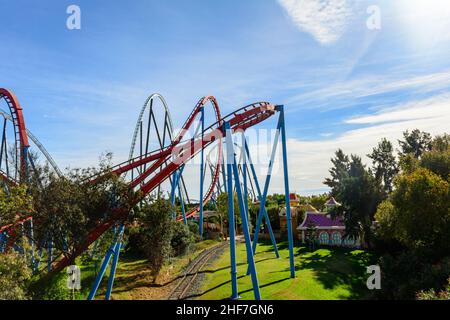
[289,193,299,201]
[325,197,341,206]
[299,204,319,213]
[297,212,344,230]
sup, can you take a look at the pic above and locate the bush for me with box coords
[0,253,32,300]
[375,251,450,300]
[125,198,174,282]
[187,221,200,242]
[171,222,195,256]
[417,278,450,300]
[30,272,71,300]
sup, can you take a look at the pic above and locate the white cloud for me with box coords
[278,0,355,45]
[286,70,450,111]
[261,94,450,195]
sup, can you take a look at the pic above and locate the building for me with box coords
[296,197,360,248]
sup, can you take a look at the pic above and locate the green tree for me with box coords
[128,197,174,282]
[324,149,350,197]
[398,129,432,159]
[29,154,135,265]
[326,154,382,247]
[376,168,449,254]
[431,134,450,152]
[419,148,450,180]
[367,138,398,195]
[0,252,32,300]
[0,185,33,228]
[305,222,317,251]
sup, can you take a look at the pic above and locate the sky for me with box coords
[0,0,449,196]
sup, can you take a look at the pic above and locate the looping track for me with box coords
[53,99,277,273]
[0,88,279,275]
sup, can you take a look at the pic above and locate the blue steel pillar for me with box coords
[199,107,205,238]
[250,115,282,255]
[277,105,296,278]
[88,225,125,300]
[228,132,261,300]
[105,224,125,300]
[244,141,279,259]
[224,122,239,300]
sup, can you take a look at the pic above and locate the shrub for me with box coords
[0,253,32,300]
[171,222,195,256]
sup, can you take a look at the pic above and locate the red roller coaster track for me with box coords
[0,88,278,274]
[0,88,29,182]
[52,100,276,272]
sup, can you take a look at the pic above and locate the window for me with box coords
[332,232,341,245]
[319,232,329,245]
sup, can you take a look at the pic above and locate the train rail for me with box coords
[168,242,227,300]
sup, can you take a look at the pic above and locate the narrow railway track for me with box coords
[168,242,227,300]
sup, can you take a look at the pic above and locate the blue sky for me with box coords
[1,0,450,195]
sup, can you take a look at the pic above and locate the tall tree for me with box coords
[324,149,350,197]
[326,154,382,247]
[398,129,432,159]
[367,138,398,195]
[375,168,449,254]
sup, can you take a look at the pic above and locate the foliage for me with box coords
[0,252,32,300]
[304,193,329,212]
[216,192,251,231]
[126,197,174,281]
[376,168,449,254]
[398,129,432,159]
[305,222,317,251]
[324,149,350,197]
[375,252,450,300]
[417,278,450,300]
[0,185,33,227]
[367,138,398,195]
[29,153,135,265]
[30,271,71,300]
[171,221,195,256]
[419,147,450,180]
[324,152,382,247]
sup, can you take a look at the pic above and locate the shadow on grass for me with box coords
[290,246,376,299]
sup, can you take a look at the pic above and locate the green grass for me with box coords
[197,242,377,300]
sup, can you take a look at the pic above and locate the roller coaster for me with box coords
[0,88,295,300]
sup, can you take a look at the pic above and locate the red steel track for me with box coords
[0,88,278,273]
[53,100,276,272]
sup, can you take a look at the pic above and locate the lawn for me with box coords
[196,241,377,300]
[92,239,221,300]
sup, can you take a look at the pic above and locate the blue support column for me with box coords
[0,232,6,253]
[105,225,125,300]
[241,133,249,228]
[88,226,122,300]
[250,116,282,255]
[199,107,205,238]
[229,145,261,300]
[47,239,53,273]
[277,105,296,278]
[178,185,187,225]
[28,219,35,268]
[244,141,279,259]
[169,165,187,224]
[224,122,239,300]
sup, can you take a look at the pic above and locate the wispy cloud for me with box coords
[277,0,355,45]
[285,70,450,111]
[259,94,450,195]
